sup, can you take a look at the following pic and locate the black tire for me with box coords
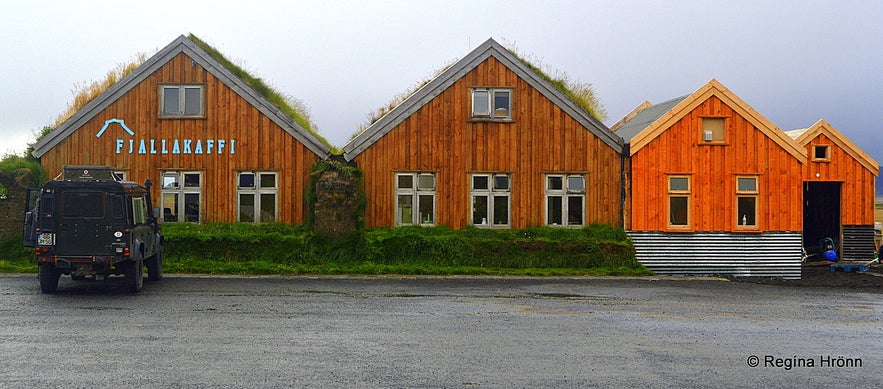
[147,247,163,282]
[125,257,143,293]
[39,263,61,294]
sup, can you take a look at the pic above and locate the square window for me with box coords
[184,173,201,188]
[417,174,435,190]
[701,118,726,143]
[547,176,563,191]
[472,175,489,191]
[397,174,414,190]
[493,175,510,191]
[260,173,276,188]
[567,176,585,193]
[813,145,831,161]
[239,173,255,188]
[160,85,205,118]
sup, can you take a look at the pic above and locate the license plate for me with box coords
[37,233,55,246]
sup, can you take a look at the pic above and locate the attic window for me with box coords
[472,88,512,120]
[160,85,205,118]
[700,117,726,143]
[812,145,831,161]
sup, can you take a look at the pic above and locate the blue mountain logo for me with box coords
[96,118,135,138]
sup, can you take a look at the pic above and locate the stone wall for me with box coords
[0,169,33,242]
[312,168,361,239]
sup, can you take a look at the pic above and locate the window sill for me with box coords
[468,118,515,123]
[158,115,207,120]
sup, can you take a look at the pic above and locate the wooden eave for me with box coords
[32,35,331,159]
[343,38,623,160]
[628,79,807,164]
[795,119,879,175]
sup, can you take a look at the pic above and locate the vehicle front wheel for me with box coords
[39,263,61,294]
[125,257,143,293]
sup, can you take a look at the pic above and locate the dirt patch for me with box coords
[736,262,883,291]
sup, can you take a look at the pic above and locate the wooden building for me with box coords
[343,38,624,230]
[31,35,331,224]
[614,80,807,278]
[786,119,879,260]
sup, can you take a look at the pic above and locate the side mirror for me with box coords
[153,207,161,219]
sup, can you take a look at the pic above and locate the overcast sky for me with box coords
[1,0,880,178]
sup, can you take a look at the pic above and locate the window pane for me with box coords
[702,118,725,141]
[738,197,756,226]
[239,193,255,222]
[184,87,202,116]
[547,196,563,225]
[472,195,488,225]
[162,87,179,115]
[111,196,125,219]
[567,196,583,225]
[568,176,585,192]
[132,197,146,225]
[472,89,489,116]
[669,177,689,192]
[493,90,510,118]
[184,193,200,222]
[417,174,435,190]
[162,173,179,188]
[260,173,276,188]
[397,195,413,225]
[737,177,756,192]
[397,174,413,190]
[239,173,255,188]
[547,176,563,191]
[493,195,509,225]
[61,192,103,218]
[493,175,510,191]
[472,175,489,191]
[670,196,688,226]
[813,146,829,160]
[184,173,201,188]
[162,193,179,222]
[418,195,434,224]
[260,193,276,223]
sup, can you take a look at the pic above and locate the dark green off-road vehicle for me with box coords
[22,166,163,293]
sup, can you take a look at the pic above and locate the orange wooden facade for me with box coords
[353,56,623,229]
[794,121,879,226]
[628,92,805,233]
[38,51,322,224]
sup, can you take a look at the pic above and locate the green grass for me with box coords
[1,223,651,277]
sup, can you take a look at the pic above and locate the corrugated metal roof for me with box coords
[614,95,688,143]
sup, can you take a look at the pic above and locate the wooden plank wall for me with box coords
[802,133,877,225]
[629,96,803,232]
[40,53,319,224]
[355,57,623,229]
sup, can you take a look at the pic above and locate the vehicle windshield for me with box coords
[60,191,105,218]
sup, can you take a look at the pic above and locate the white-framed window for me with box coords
[113,171,126,181]
[736,176,758,229]
[161,171,202,223]
[471,88,512,119]
[545,174,585,227]
[667,175,691,228]
[160,84,205,117]
[471,173,510,227]
[237,171,278,223]
[396,173,436,226]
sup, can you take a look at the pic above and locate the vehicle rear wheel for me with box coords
[125,257,143,293]
[147,247,163,282]
[39,263,61,294]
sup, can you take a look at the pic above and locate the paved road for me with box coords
[1,274,880,388]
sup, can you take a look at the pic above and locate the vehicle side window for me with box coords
[131,196,148,225]
[111,195,125,220]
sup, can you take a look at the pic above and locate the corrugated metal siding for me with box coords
[629,231,802,279]
[842,225,876,260]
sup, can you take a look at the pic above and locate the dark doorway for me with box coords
[803,181,841,259]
